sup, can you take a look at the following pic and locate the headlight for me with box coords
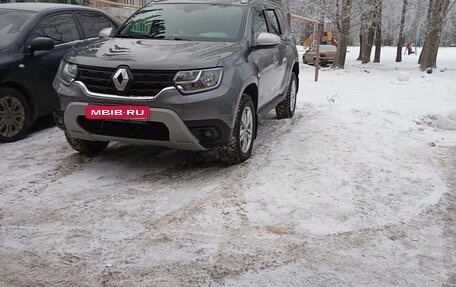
[58,61,78,86]
[174,67,223,94]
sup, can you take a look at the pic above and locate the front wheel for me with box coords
[276,72,298,119]
[65,133,109,156]
[218,94,255,165]
[0,87,31,143]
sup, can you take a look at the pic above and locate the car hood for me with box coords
[67,38,242,70]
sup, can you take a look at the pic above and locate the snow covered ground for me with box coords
[0,47,455,286]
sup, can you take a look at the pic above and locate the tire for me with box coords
[0,87,32,143]
[65,133,109,156]
[276,72,298,119]
[218,94,255,165]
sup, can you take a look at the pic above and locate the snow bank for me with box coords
[421,114,456,130]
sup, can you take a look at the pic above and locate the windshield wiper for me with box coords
[114,35,132,38]
[115,35,192,41]
[162,37,192,41]
[114,35,149,39]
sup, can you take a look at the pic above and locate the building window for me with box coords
[122,0,135,6]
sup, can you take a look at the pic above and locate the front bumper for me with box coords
[54,80,235,150]
[62,102,208,150]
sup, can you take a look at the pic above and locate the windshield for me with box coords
[0,10,36,48]
[117,4,246,42]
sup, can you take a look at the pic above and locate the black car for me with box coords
[0,3,121,142]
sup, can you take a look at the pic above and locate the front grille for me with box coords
[76,66,176,97]
[77,117,169,141]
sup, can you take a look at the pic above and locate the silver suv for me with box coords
[53,0,299,164]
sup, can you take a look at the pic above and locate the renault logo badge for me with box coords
[112,67,130,92]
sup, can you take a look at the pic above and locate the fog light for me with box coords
[204,129,213,138]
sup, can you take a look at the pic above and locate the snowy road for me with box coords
[1,47,455,286]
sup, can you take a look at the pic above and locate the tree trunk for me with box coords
[357,33,363,61]
[335,0,341,32]
[418,0,435,64]
[419,0,450,70]
[362,25,375,63]
[333,0,353,69]
[357,10,366,61]
[373,0,383,63]
[396,0,408,62]
[361,0,376,64]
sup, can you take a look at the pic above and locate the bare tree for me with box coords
[361,0,377,63]
[373,0,383,62]
[333,0,353,69]
[287,0,454,48]
[396,0,408,62]
[357,3,367,61]
[441,2,456,45]
[418,0,454,70]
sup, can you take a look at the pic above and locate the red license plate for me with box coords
[85,105,150,120]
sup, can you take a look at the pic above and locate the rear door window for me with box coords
[76,12,115,38]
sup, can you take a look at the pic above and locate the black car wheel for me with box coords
[65,133,109,156]
[276,72,298,119]
[0,87,31,143]
[218,94,255,165]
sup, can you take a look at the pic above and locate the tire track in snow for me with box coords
[135,108,307,233]
[2,104,453,286]
[88,109,311,285]
[126,107,322,283]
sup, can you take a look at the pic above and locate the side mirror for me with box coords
[256,32,281,47]
[99,27,114,38]
[28,37,54,54]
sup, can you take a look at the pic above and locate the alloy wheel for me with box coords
[0,96,26,138]
[290,77,297,112]
[239,106,253,153]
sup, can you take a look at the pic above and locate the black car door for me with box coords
[22,12,83,115]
